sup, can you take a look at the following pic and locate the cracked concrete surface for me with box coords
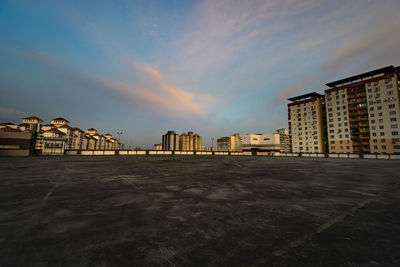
[0,156,400,267]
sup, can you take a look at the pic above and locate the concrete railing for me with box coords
[63,150,400,159]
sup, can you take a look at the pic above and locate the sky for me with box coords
[1,0,400,148]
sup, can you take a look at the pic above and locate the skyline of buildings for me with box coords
[0,115,121,155]
[2,65,400,156]
[162,131,202,151]
[288,65,400,155]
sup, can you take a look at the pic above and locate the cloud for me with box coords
[325,12,400,72]
[274,76,319,105]
[96,63,216,117]
[273,0,400,105]
[0,107,27,119]
[3,43,215,120]
[166,0,324,78]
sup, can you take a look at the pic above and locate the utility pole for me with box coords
[117,131,123,150]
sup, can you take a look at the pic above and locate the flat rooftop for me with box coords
[325,65,398,87]
[1,156,400,266]
[288,92,322,102]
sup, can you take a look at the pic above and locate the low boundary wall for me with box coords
[62,150,400,159]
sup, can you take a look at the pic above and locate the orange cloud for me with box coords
[97,63,216,117]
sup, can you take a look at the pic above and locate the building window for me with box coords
[391,117,397,122]
[370,107,374,111]
[374,146,378,149]
[391,125,398,129]
[380,132,385,136]
[379,119,383,123]
[378,106,382,110]
[379,125,384,130]
[382,145,386,149]
[389,111,396,115]
[389,104,395,109]
[378,113,383,116]
[392,132,399,136]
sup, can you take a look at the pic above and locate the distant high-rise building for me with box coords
[275,128,290,153]
[153,144,162,150]
[217,137,230,151]
[162,131,179,150]
[179,133,189,151]
[178,131,202,151]
[288,93,327,153]
[217,133,242,152]
[193,134,202,151]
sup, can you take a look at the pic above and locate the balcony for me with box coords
[347,94,356,99]
[356,92,366,97]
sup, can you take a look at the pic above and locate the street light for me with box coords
[211,138,214,151]
[117,131,123,150]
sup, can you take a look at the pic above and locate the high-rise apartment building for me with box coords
[162,131,179,151]
[178,132,202,151]
[288,93,326,153]
[325,66,400,154]
[275,128,291,153]
[217,134,242,152]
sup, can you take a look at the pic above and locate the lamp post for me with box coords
[117,131,123,150]
[211,138,214,151]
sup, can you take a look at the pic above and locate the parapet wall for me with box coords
[62,150,400,159]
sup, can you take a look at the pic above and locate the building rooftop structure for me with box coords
[51,117,70,123]
[72,128,84,132]
[43,128,66,135]
[22,116,43,122]
[326,65,400,87]
[0,126,22,132]
[288,92,322,102]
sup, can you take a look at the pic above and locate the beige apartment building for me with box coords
[325,66,400,154]
[1,115,121,155]
[174,131,202,151]
[288,93,326,153]
[240,133,280,153]
[162,131,179,151]
[275,129,291,153]
[217,133,242,152]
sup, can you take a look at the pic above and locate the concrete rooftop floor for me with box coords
[0,156,400,267]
